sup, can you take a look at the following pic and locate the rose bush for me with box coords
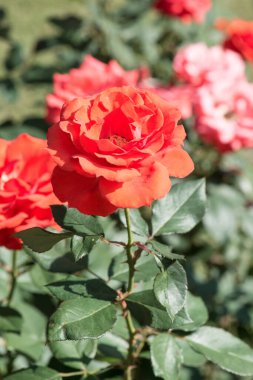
[47,86,194,216]
[0,134,59,249]
[46,55,148,124]
[154,0,211,23]
[216,18,253,62]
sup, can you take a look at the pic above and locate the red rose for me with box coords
[0,134,59,249]
[46,55,148,124]
[216,19,253,62]
[47,86,194,216]
[155,0,211,23]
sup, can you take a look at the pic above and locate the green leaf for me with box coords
[152,179,206,236]
[187,327,253,376]
[48,298,117,341]
[111,252,159,282]
[204,185,244,244]
[171,292,208,332]
[153,261,187,321]
[50,339,97,370]
[51,205,103,236]
[126,290,171,330]
[118,208,149,237]
[149,240,185,261]
[98,332,128,361]
[15,228,72,253]
[150,334,183,380]
[25,241,88,274]
[0,306,22,333]
[47,276,117,302]
[71,235,98,261]
[6,302,47,361]
[176,339,206,368]
[4,366,61,380]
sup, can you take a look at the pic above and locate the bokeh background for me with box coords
[1,0,253,137]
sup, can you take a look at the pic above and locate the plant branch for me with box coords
[124,208,134,293]
[123,208,137,380]
[6,250,18,306]
[60,369,87,377]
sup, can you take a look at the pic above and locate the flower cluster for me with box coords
[47,86,194,216]
[154,0,211,23]
[0,134,59,249]
[173,43,253,151]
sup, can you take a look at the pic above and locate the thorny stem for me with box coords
[124,208,134,293]
[6,250,18,306]
[124,209,137,380]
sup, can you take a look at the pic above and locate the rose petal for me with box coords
[51,167,117,216]
[99,162,171,208]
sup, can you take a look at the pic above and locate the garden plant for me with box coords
[0,1,253,379]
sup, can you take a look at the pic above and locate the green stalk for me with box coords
[124,209,136,380]
[6,250,18,306]
[124,208,135,293]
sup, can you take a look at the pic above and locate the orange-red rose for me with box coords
[47,86,194,216]
[0,134,59,249]
[155,0,211,23]
[216,19,253,62]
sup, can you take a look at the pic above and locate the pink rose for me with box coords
[46,55,148,124]
[173,43,245,88]
[150,85,194,119]
[194,81,253,151]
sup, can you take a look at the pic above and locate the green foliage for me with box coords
[0,306,22,334]
[15,228,73,253]
[50,339,97,370]
[152,179,206,236]
[150,334,183,380]
[153,261,187,321]
[47,277,117,302]
[126,290,173,330]
[48,298,117,341]
[70,235,98,261]
[51,205,104,237]
[171,293,208,331]
[119,208,149,237]
[186,327,253,376]
[4,367,61,380]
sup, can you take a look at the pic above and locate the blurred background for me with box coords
[1,0,253,137]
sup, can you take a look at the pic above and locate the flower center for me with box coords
[108,134,129,147]
[224,111,235,120]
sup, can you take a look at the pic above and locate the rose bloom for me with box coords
[216,19,253,62]
[48,86,194,216]
[194,81,253,152]
[155,0,211,23]
[0,134,59,249]
[173,43,245,88]
[46,55,147,124]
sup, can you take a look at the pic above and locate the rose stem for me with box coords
[6,250,18,306]
[124,208,137,380]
